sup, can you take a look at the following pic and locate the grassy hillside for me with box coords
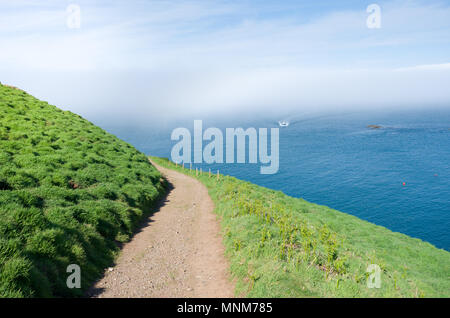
[0,84,165,297]
[152,157,450,297]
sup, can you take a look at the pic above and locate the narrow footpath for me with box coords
[89,160,234,297]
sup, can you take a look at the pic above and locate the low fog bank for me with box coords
[2,67,450,127]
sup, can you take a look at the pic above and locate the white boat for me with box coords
[278,120,290,127]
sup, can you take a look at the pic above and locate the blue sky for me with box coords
[1,0,450,119]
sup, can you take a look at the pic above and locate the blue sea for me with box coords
[95,109,450,251]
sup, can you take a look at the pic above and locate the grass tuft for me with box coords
[0,84,166,297]
[152,157,450,298]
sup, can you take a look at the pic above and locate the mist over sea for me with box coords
[94,109,450,250]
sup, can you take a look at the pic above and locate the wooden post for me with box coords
[217,170,220,180]
[196,167,198,176]
[176,162,178,167]
[190,163,192,171]
[209,168,211,178]
[182,163,184,169]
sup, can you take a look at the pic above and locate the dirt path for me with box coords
[88,161,234,298]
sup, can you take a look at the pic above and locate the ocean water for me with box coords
[97,109,450,250]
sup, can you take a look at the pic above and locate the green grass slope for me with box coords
[0,84,165,297]
[152,157,450,298]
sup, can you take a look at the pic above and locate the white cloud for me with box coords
[395,63,450,71]
[0,0,450,119]
[2,0,450,71]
